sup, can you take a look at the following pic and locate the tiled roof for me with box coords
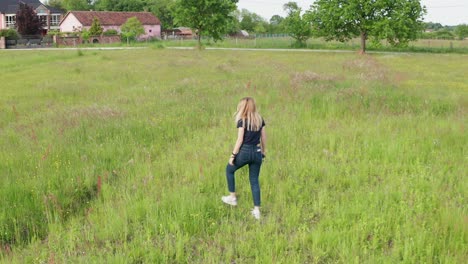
[0,0,61,14]
[68,11,161,26]
[0,0,37,13]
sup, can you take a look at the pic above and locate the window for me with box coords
[50,15,60,26]
[39,15,47,25]
[6,15,15,28]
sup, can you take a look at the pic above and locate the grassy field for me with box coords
[0,48,466,263]
[56,36,468,54]
[161,37,468,53]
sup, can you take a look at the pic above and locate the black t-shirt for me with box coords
[237,119,265,145]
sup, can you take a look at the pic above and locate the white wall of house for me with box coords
[60,13,83,32]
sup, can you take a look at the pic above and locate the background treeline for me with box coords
[44,0,467,39]
[44,0,285,34]
[421,22,468,40]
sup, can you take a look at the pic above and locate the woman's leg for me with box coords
[226,163,239,195]
[248,161,262,207]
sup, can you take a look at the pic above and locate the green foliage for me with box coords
[94,0,146,11]
[121,17,145,41]
[268,15,285,34]
[46,29,61,36]
[424,22,443,31]
[283,2,312,46]
[454,24,468,40]
[60,0,92,11]
[174,0,238,47]
[89,17,104,36]
[15,3,44,36]
[238,9,268,33]
[80,28,90,42]
[46,0,64,10]
[421,30,455,40]
[160,36,468,54]
[103,29,119,36]
[307,0,426,53]
[46,0,92,11]
[0,29,19,39]
[148,0,176,30]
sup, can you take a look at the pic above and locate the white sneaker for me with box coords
[222,196,237,206]
[251,208,261,220]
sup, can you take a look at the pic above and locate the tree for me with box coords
[174,0,238,48]
[227,9,241,34]
[94,0,145,12]
[89,17,103,36]
[283,2,312,47]
[16,2,44,36]
[121,17,145,42]
[238,9,267,33]
[49,0,92,11]
[268,15,285,34]
[307,0,426,53]
[455,24,468,40]
[148,0,176,30]
[424,22,443,31]
[46,0,64,10]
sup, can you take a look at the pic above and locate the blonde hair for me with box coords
[235,97,263,131]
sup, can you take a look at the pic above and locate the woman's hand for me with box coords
[229,153,237,166]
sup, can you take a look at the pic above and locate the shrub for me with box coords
[0,29,19,39]
[47,29,61,36]
[81,29,90,43]
[103,29,119,36]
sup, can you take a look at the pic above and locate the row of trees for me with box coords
[39,0,467,52]
[421,23,468,40]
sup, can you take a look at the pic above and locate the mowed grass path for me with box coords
[0,48,466,263]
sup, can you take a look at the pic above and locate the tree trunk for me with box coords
[197,29,202,50]
[360,31,367,54]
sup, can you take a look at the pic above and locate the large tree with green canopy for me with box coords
[174,0,238,48]
[307,0,426,53]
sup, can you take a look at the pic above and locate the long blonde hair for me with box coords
[235,97,263,131]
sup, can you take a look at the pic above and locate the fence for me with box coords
[1,35,122,49]
[5,35,53,49]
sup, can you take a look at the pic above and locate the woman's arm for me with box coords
[260,127,266,156]
[229,127,244,165]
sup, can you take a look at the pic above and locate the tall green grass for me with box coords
[0,49,466,263]
[161,37,468,53]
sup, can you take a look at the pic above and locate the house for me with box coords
[162,27,193,39]
[0,0,63,35]
[230,30,250,38]
[59,11,161,39]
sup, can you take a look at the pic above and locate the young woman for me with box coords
[222,97,266,220]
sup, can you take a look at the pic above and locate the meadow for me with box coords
[162,36,468,53]
[0,47,466,263]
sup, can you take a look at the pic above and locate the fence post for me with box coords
[0,37,5,49]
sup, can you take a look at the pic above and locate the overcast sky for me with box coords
[237,0,468,26]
